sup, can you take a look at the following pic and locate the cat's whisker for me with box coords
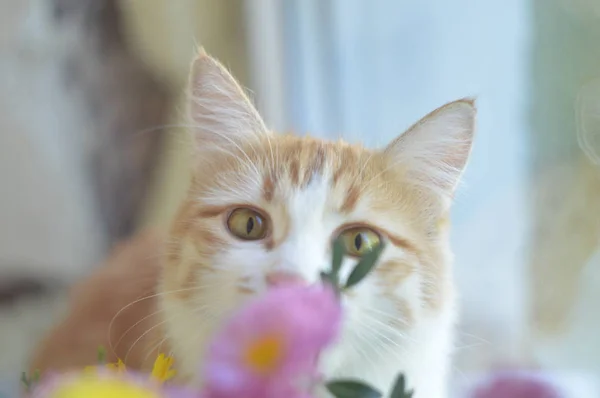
[110,307,167,354]
[451,330,491,355]
[362,314,414,341]
[353,325,410,361]
[124,304,212,365]
[347,339,379,371]
[275,135,281,177]
[353,311,420,350]
[358,305,413,328]
[124,318,169,365]
[189,137,257,179]
[453,342,487,351]
[190,107,262,178]
[139,301,215,368]
[347,326,387,367]
[356,304,400,317]
[200,146,244,166]
[108,286,207,356]
[142,336,169,368]
[132,122,196,136]
[354,318,409,351]
[356,150,377,187]
[128,123,195,141]
[454,330,492,345]
[265,133,276,177]
[239,134,263,174]
[357,162,394,197]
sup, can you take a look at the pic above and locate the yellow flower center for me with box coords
[243,334,284,374]
[50,377,159,398]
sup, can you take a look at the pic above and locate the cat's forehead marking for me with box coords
[262,174,275,202]
[339,184,360,214]
[264,136,368,214]
[279,138,330,189]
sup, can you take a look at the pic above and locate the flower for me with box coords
[81,354,175,385]
[84,359,127,375]
[470,372,563,398]
[202,283,341,398]
[31,373,161,398]
[108,359,128,373]
[30,371,195,398]
[151,354,177,383]
[47,378,157,398]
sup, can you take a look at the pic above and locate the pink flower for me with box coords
[202,283,342,398]
[471,372,563,398]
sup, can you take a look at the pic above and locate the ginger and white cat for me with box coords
[158,49,476,398]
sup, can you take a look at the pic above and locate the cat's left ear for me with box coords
[384,98,476,198]
[187,48,268,151]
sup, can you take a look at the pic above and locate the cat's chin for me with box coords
[315,304,456,398]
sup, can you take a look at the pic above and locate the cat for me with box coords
[156,49,476,398]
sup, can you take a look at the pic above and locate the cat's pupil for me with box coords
[246,217,254,234]
[354,233,363,250]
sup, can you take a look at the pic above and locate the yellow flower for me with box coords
[107,359,127,373]
[49,376,159,398]
[84,359,127,375]
[150,354,176,383]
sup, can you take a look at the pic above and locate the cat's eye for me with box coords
[338,227,381,257]
[227,208,267,240]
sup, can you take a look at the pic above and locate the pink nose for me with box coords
[265,270,306,287]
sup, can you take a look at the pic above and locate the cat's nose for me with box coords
[265,270,306,288]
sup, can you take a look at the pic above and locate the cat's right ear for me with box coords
[384,99,476,199]
[187,48,268,151]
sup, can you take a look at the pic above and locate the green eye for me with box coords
[227,208,267,240]
[338,228,381,257]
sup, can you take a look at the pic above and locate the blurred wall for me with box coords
[117,0,250,230]
[0,0,108,284]
[529,0,600,371]
[0,0,172,374]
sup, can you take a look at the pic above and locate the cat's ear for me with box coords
[187,48,268,150]
[384,98,476,198]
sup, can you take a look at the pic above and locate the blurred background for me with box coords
[1,0,600,395]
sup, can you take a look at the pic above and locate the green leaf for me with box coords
[321,271,336,286]
[326,380,382,398]
[21,372,30,391]
[390,374,414,398]
[344,242,385,289]
[331,237,346,275]
[97,345,107,364]
[320,271,341,297]
[31,369,40,384]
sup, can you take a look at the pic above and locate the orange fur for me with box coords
[30,231,165,373]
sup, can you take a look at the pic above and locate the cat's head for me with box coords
[160,50,475,377]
